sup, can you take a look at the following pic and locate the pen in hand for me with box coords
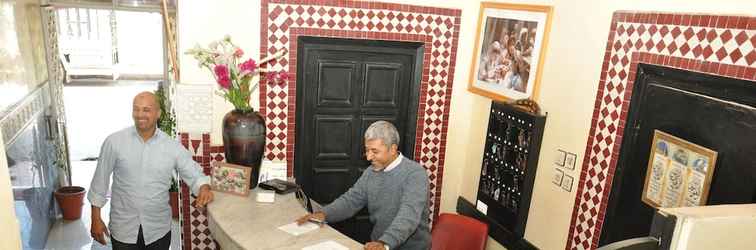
[307,217,326,226]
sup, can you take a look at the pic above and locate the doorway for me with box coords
[599,64,756,245]
[294,37,424,243]
[44,7,175,250]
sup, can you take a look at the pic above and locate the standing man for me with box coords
[88,92,214,250]
[297,121,431,250]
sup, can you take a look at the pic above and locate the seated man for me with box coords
[297,121,430,250]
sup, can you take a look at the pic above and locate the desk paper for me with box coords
[302,240,349,250]
[278,222,319,236]
[256,191,275,203]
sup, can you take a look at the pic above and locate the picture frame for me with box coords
[642,130,718,208]
[467,2,553,102]
[211,162,252,196]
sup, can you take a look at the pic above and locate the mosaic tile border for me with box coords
[179,132,223,250]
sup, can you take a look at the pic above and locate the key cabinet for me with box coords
[476,101,546,240]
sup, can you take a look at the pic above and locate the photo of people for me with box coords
[468,3,552,102]
[476,17,537,93]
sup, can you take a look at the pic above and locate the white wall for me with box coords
[178,0,261,144]
[0,130,22,249]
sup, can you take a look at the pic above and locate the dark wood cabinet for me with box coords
[475,101,545,247]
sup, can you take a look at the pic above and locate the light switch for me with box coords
[564,152,577,170]
[561,174,573,192]
[552,168,564,186]
[475,200,488,215]
[554,149,566,166]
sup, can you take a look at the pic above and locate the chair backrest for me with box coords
[431,213,488,250]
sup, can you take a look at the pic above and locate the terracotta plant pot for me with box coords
[54,186,86,220]
[222,109,266,189]
[169,191,179,219]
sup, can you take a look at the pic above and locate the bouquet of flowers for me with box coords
[185,35,288,112]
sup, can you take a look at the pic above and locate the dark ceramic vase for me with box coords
[222,109,266,189]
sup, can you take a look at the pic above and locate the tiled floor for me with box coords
[44,81,180,249]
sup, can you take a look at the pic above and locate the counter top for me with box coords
[207,190,362,250]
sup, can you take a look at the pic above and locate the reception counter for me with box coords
[207,190,363,250]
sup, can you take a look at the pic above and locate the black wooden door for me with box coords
[600,64,756,245]
[295,37,422,243]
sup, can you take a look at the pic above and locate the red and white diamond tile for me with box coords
[261,0,461,223]
[178,133,218,250]
[568,12,754,250]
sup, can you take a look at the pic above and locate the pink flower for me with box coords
[214,64,231,89]
[234,48,244,58]
[239,59,257,76]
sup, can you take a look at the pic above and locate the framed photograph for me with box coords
[642,130,718,208]
[467,2,553,102]
[211,162,252,196]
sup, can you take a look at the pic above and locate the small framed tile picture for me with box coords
[211,162,252,196]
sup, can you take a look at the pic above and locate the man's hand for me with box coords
[364,241,386,250]
[90,216,109,245]
[90,205,109,245]
[194,184,214,208]
[295,211,326,227]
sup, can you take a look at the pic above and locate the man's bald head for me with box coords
[133,91,159,107]
[132,91,161,137]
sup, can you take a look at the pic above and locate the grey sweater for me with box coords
[323,156,431,250]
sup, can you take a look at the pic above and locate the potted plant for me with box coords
[53,156,86,220]
[185,35,288,189]
[155,83,180,219]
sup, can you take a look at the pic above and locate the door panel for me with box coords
[317,61,357,107]
[311,168,352,203]
[295,37,423,243]
[314,116,353,160]
[363,63,402,108]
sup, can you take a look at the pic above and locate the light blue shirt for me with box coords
[88,127,209,244]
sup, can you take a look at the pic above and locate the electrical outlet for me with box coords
[554,149,566,166]
[476,200,488,215]
[565,152,577,170]
[552,168,564,186]
[561,174,573,192]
